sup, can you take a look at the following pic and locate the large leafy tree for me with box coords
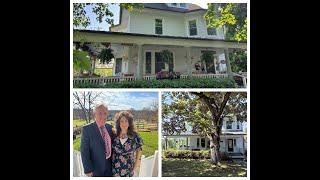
[73,3,144,28]
[162,92,247,164]
[205,3,247,42]
[230,49,247,73]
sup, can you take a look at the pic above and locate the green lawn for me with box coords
[73,119,87,127]
[95,68,113,77]
[139,131,158,157]
[74,137,81,151]
[73,131,158,158]
[162,159,247,177]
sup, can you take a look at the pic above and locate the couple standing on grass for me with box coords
[80,103,143,177]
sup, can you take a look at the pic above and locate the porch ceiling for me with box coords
[74,30,246,49]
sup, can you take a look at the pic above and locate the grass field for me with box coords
[162,159,247,177]
[73,119,87,127]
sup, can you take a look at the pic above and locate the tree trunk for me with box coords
[209,131,221,165]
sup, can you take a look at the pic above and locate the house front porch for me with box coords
[73,30,247,87]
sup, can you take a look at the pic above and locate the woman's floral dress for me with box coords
[112,134,143,177]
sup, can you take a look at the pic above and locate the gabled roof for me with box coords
[143,3,206,13]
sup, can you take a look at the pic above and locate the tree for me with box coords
[162,92,246,164]
[229,49,247,73]
[73,3,144,28]
[73,92,103,124]
[73,49,91,76]
[205,3,247,41]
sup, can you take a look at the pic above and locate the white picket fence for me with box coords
[73,150,158,177]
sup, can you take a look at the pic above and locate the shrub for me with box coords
[74,77,236,88]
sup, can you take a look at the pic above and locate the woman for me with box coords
[112,111,143,177]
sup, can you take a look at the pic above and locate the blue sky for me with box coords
[74,92,158,110]
[78,3,208,31]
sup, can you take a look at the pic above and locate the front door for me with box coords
[228,139,234,152]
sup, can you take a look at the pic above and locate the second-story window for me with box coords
[227,120,233,129]
[237,121,240,129]
[155,19,163,35]
[206,20,217,35]
[189,20,197,36]
[180,3,187,8]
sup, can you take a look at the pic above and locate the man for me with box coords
[80,103,114,177]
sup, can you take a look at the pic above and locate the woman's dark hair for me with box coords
[114,111,137,138]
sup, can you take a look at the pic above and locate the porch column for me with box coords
[185,46,192,76]
[137,44,143,79]
[224,48,232,76]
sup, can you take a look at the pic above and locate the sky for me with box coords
[73,91,158,110]
[77,3,208,31]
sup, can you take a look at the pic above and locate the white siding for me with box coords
[128,9,224,39]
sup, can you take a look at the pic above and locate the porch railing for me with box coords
[143,75,156,80]
[232,73,247,88]
[73,73,229,85]
[73,76,136,85]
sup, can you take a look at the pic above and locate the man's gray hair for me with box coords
[93,102,108,113]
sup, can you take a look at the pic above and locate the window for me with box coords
[234,139,237,146]
[227,120,233,129]
[180,3,186,8]
[171,3,177,6]
[115,58,122,74]
[197,138,200,147]
[155,19,163,35]
[237,121,240,129]
[201,138,205,148]
[145,52,151,74]
[206,20,216,35]
[189,20,197,36]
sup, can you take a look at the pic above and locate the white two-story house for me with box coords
[73,3,246,80]
[162,116,247,158]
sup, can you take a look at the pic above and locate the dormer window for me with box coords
[155,19,163,35]
[189,20,197,36]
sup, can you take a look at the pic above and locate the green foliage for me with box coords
[160,50,173,64]
[205,3,247,41]
[73,3,143,28]
[229,50,247,73]
[97,48,114,64]
[73,78,236,88]
[73,50,91,74]
[205,3,236,28]
[161,92,247,137]
[163,150,211,159]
